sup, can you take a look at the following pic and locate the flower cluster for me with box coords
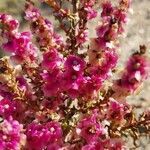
[80,0,97,20]
[113,46,150,101]
[0,0,149,149]
[77,112,105,143]
[26,121,62,150]
[117,50,149,92]
[0,14,37,63]
[25,1,64,49]
[0,117,26,150]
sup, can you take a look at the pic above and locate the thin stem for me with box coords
[120,118,150,132]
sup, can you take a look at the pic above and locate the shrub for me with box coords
[0,0,149,149]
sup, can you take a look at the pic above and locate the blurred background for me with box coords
[0,0,150,149]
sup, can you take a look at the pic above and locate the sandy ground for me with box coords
[0,0,150,149]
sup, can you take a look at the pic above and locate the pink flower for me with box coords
[101,2,114,18]
[46,121,62,142]
[42,70,62,97]
[67,76,85,98]
[107,99,127,123]
[16,76,28,91]
[77,114,105,143]
[25,2,64,48]
[0,117,26,150]
[126,54,149,77]
[0,84,14,100]
[0,99,16,119]
[0,14,19,31]
[42,96,63,111]
[82,48,118,97]
[76,30,88,45]
[118,53,150,92]
[0,99,25,121]
[2,31,36,62]
[2,40,17,52]
[96,24,110,38]
[53,33,64,45]
[102,50,118,69]
[41,49,63,71]
[96,37,107,49]
[64,55,86,72]
[26,123,48,150]
[89,65,109,82]
[0,1,147,149]
[61,70,84,98]
[26,121,62,150]
[96,21,118,42]
[84,6,97,20]
[61,55,86,97]
[114,9,127,24]
[80,76,102,98]
[25,3,41,21]
[118,73,140,91]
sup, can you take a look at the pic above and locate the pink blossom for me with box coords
[26,121,62,150]
[2,40,17,53]
[118,54,150,92]
[96,37,107,49]
[2,30,36,62]
[0,99,16,119]
[96,24,110,38]
[61,55,86,97]
[41,49,63,71]
[25,3,41,21]
[102,50,118,69]
[53,33,64,45]
[0,117,26,150]
[42,70,62,97]
[0,14,19,31]
[46,121,62,142]
[25,2,64,48]
[89,49,118,84]
[83,76,102,93]
[42,96,63,111]
[26,123,48,150]
[64,55,86,72]
[114,9,127,24]
[107,99,129,123]
[101,2,114,18]
[0,98,26,122]
[118,73,140,92]
[126,54,149,77]
[0,0,148,149]
[16,76,28,91]
[84,6,97,20]
[77,114,105,143]
[76,30,88,45]
[61,70,84,98]
[84,49,118,96]
[96,0,130,48]
[0,84,14,100]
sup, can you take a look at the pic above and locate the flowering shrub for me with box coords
[0,0,149,149]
